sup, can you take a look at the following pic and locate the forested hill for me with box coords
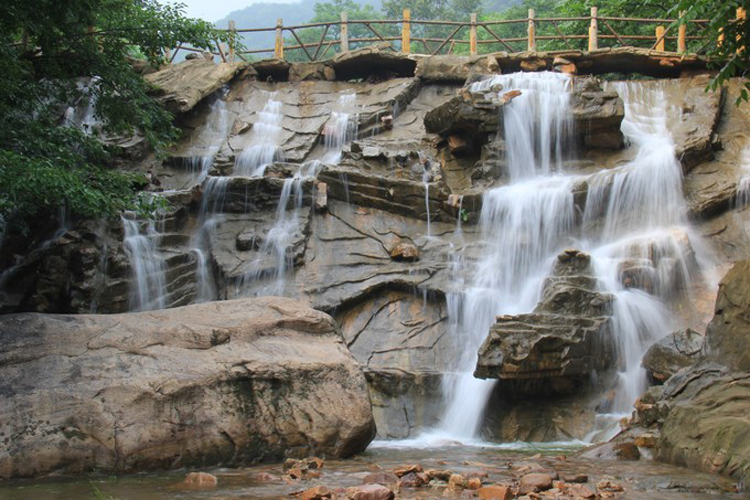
[214,0,382,53]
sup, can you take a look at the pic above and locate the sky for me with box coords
[171,0,298,22]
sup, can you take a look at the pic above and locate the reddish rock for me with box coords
[569,483,597,498]
[518,473,554,494]
[500,89,522,104]
[520,58,547,71]
[398,471,428,488]
[348,484,395,500]
[301,485,332,500]
[478,484,513,500]
[448,474,468,489]
[466,471,489,480]
[393,464,423,477]
[467,478,482,490]
[597,479,624,492]
[183,472,218,487]
[614,442,641,461]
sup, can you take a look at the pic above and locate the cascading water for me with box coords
[431,72,577,442]
[185,92,230,183]
[122,216,168,311]
[238,161,321,296]
[235,91,285,177]
[322,92,358,164]
[736,145,750,207]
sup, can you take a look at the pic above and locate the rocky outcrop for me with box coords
[642,328,704,383]
[570,77,624,150]
[705,261,750,371]
[145,59,248,114]
[330,43,416,81]
[0,298,375,479]
[415,54,500,83]
[475,249,614,397]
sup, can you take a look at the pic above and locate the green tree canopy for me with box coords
[0,0,233,232]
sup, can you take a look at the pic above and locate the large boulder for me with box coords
[145,60,247,114]
[0,298,375,479]
[475,249,615,397]
[642,328,704,383]
[569,77,624,150]
[706,260,750,371]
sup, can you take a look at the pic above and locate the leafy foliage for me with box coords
[0,1,234,232]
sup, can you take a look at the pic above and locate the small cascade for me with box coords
[121,216,168,312]
[471,72,573,180]
[64,79,101,135]
[185,92,230,182]
[322,92,358,164]
[235,91,285,177]
[736,145,750,207]
[422,167,432,238]
[238,161,322,296]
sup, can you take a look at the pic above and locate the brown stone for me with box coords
[398,471,428,487]
[500,90,522,104]
[596,479,624,492]
[478,485,514,500]
[184,472,218,487]
[568,483,597,498]
[393,464,423,477]
[520,58,548,71]
[448,474,468,489]
[634,433,657,448]
[231,119,252,135]
[427,469,453,481]
[467,478,482,490]
[518,473,554,494]
[562,474,588,483]
[363,471,399,485]
[614,442,641,461]
[348,484,395,500]
[448,134,469,154]
[301,485,332,500]
[389,242,419,262]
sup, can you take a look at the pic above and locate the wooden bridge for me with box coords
[167,7,747,63]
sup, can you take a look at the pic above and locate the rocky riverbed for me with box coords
[0,444,742,499]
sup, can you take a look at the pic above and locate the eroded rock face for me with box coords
[145,59,248,114]
[415,54,500,83]
[0,298,375,478]
[642,328,704,384]
[706,261,750,371]
[475,249,615,397]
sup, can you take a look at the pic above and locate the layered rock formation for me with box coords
[0,298,375,478]
[475,249,614,396]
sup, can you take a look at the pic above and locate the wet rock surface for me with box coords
[642,328,704,384]
[475,249,615,397]
[0,298,375,478]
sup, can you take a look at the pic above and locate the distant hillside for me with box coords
[215,0,381,57]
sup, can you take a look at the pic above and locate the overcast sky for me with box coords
[171,0,298,22]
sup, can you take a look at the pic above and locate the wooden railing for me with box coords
[167,7,747,63]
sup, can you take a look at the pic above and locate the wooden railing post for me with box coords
[402,9,411,54]
[655,26,666,51]
[677,11,687,53]
[738,7,747,53]
[470,13,478,55]
[275,18,284,59]
[589,7,598,51]
[528,9,536,51]
[228,20,236,62]
[341,12,349,52]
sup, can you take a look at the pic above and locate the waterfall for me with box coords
[736,145,750,207]
[430,72,577,442]
[238,161,321,296]
[235,91,285,177]
[322,92,358,164]
[185,93,230,183]
[122,216,168,312]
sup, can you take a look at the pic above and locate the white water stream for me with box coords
[417,74,713,444]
